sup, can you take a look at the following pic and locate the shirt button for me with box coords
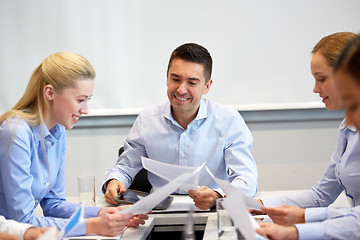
[35,200,38,203]
[45,182,50,187]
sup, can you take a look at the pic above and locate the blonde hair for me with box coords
[0,51,95,126]
[312,32,357,66]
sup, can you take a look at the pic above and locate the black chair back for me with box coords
[118,147,152,193]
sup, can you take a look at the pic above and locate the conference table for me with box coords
[61,190,349,240]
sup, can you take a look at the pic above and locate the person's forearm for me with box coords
[86,218,99,234]
[289,226,299,240]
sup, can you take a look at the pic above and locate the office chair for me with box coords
[118,147,152,193]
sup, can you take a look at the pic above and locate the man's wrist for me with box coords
[212,190,222,207]
[105,178,117,189]
[213,190,223,198]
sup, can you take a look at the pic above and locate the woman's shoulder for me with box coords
[0,117,33,139]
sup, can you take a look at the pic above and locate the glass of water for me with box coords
[78,175,96,206]
[216,198,238,240]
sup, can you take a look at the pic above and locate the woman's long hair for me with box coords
[0,51,96,126]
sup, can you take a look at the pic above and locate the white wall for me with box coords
[64,113,341,197]
[0,0,349,199]
[1,0,360,114]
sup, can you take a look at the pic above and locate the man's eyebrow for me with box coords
[77,94,92,99]
[170,73,200,81]
[170,73,180,78]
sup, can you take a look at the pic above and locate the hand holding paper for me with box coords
[205,166,263,211]
[57,205,85,239]
[118,172,195,215]
[37,227,58,240]
[222,190,267,240]
[141,156,204,192]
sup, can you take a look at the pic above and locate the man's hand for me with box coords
[104,179,126,205]
[255,222,299,240]
[261,205,305,226]
[188,186,221,210]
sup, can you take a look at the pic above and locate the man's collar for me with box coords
[164,98,208,122]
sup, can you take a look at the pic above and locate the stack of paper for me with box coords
[122,157,266,239]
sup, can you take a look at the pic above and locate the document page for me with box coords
[118,172,195,215]
[205,166,263,210]
[223,190,267,240]
[141,156,204,191]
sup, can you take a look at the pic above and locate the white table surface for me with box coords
[37,190,350,240]
[63,217,154,240]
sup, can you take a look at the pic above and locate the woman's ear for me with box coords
[44,85,55,101]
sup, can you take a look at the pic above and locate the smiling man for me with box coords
[102,43,258,210]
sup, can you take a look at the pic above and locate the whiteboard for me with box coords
[1,0,359,115]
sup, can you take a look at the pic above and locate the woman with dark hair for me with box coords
[256,32,360,239]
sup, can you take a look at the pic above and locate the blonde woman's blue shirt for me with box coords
[103,98,258,197]
[0,117,100,236]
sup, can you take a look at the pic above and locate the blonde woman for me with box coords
[0,52,147,237]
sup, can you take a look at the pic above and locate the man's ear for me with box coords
[203,79,213,95]
[44,85,55,101]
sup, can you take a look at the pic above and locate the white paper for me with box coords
[57,204,85,240]
[205,166,263,211]
[151,195,204,212]
[37,227,58,240]
[118,172,194,215]
[141,156,204,191]
[205,166,236,195]
[223,189,267,240]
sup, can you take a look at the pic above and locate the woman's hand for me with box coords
[24,227,51,240]
[255,222,299,240]
[126,213,149,227]
[261,205,305,226]
[98,205,149,228]
[87,212,133,236]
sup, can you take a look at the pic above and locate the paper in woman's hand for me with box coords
[222,190,267,240]
[37,227,58,240]
[57,204,85,240]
